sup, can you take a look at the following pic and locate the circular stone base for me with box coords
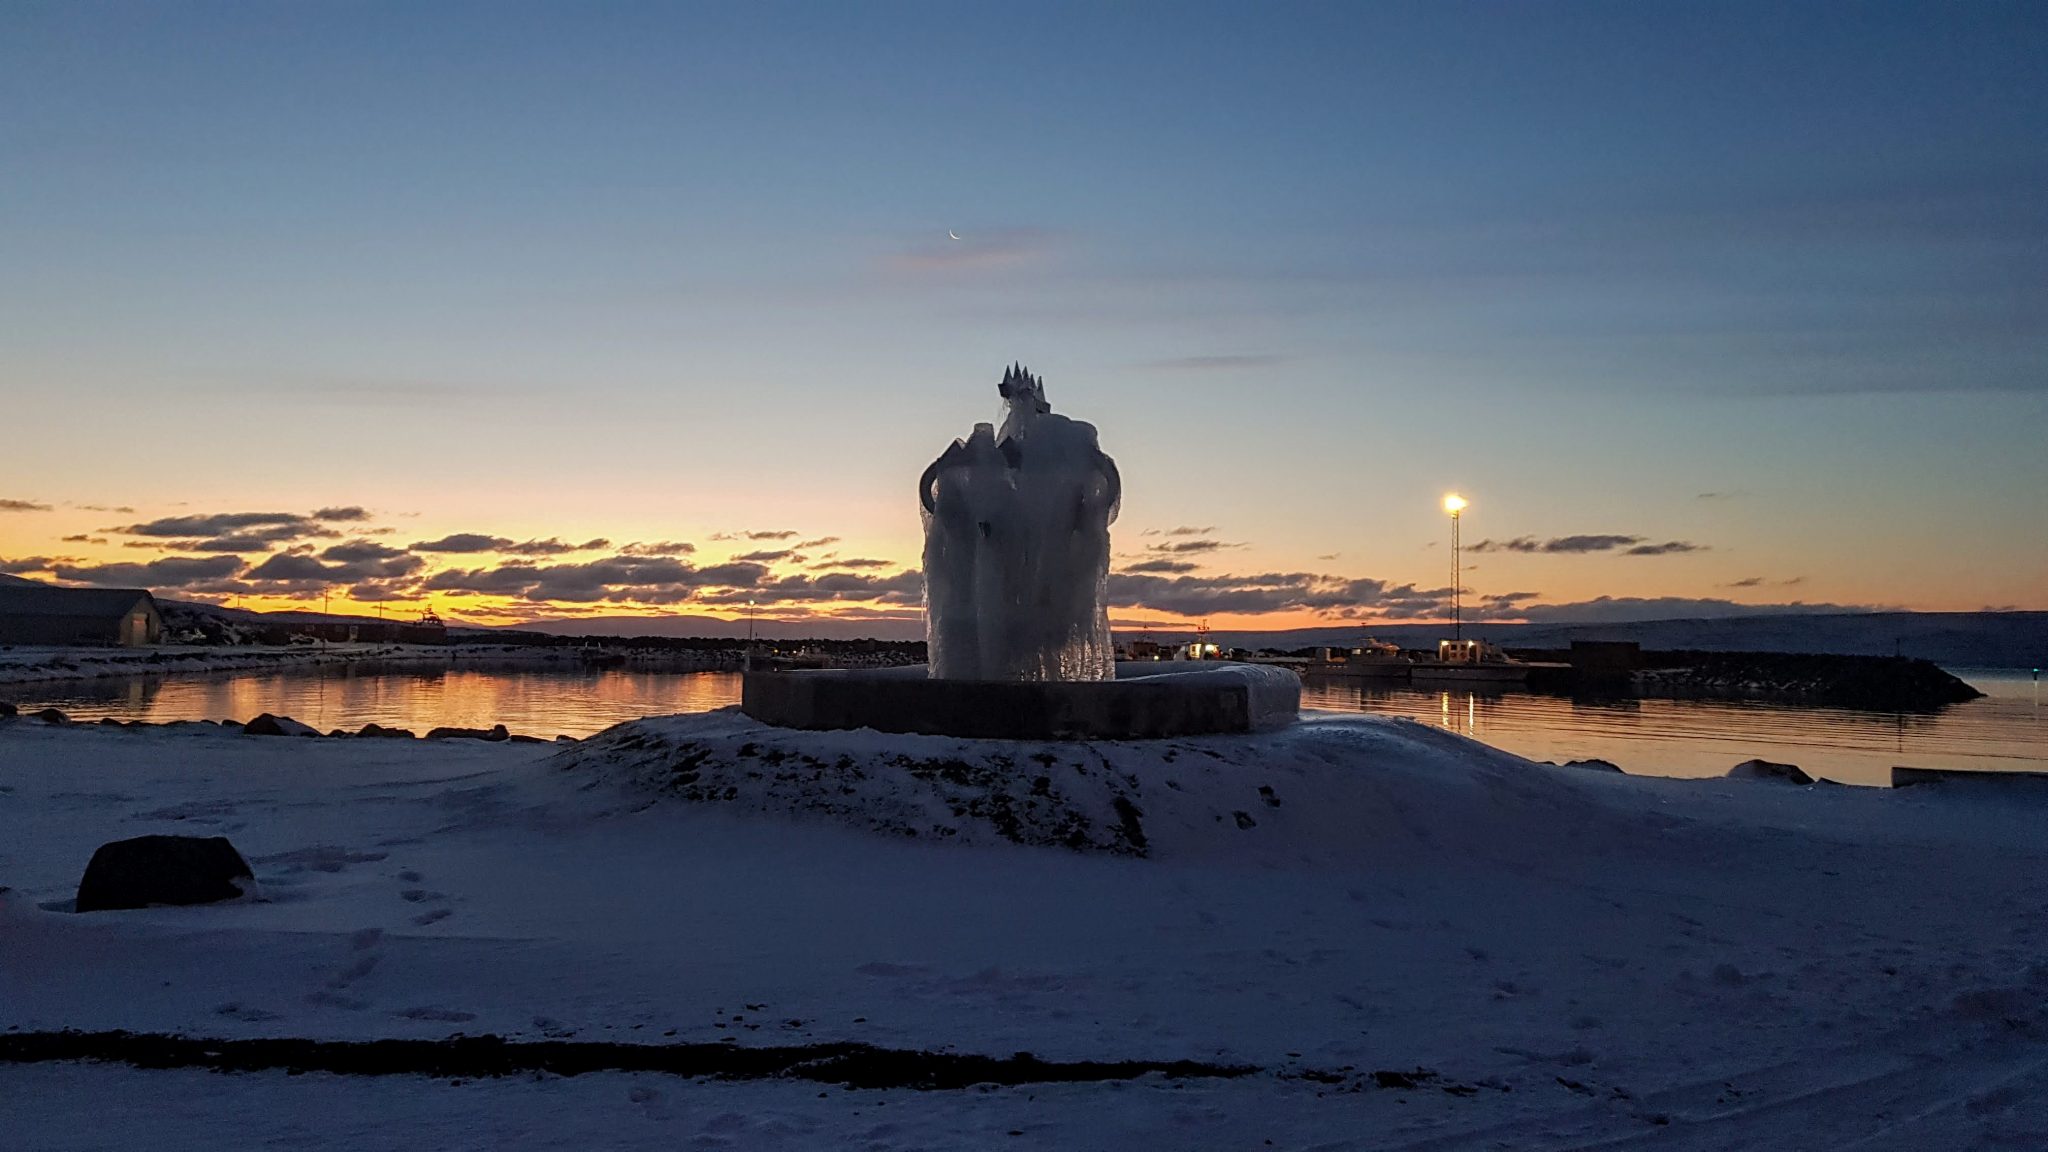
[740,662,1299,741]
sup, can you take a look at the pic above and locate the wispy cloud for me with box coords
[1468,534,1706,557]
[1138,355,1286,372]
[888,228,1058,274]
[0,499,51,512]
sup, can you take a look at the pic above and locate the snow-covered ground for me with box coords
[0,643,580,688]
[3,710,2045,1149]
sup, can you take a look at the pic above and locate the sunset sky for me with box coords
[3,2,2044,633]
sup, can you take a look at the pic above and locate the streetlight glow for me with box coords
[1443,493,1468,515]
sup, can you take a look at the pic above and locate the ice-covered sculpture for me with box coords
[919,364,1121,681]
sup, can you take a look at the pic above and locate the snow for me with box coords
[3,710,2046,1148]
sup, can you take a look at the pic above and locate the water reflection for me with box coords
[9,666,2041,788]
[14,667,743,740]
[1300,670,2045,786]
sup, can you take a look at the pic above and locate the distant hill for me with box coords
[1184,612,2048,668]
[510,610,2047,667]
[0,573,42,586]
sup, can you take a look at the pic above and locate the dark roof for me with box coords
[0,585,157,619]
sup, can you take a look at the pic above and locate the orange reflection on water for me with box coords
[28,666,744,739]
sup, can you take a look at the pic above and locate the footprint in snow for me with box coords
[411,907,454,926]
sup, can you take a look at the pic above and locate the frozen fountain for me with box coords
[919,364,1119,681]
[741,364,1297,739]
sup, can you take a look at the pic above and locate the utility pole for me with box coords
[1443,494,1468,642]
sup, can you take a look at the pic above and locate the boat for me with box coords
[1408,638,1532,684]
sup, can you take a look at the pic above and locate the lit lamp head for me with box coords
[1443,493,1468,517]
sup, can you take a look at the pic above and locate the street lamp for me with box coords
[745,599,757,669]
[1442,494,1468,642]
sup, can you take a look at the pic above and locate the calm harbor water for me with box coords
[10,666,2043,787]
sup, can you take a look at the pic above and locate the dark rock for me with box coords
[426,724,510,741]
[0,701,16,717]
[356,724,416,739]
[243,713,318,737]
[553,735,577,744]
[1728,759,1815,785]
[508,734,547,744]
[1561,758,1624,773]
[98,717,127,727]
[75,835,254,912]
[32,707,69,725]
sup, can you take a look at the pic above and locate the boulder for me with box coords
[243,713,319,737]
[32,707,69,725]
[1562,758,1624,773]
[426,724,510,742]
[1727,759,1815,785]
[75,835,255,912]
[356,723,417,739]
[0,701,16,717]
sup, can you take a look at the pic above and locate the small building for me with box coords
[0,585,161,647]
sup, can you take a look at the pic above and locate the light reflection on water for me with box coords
[1302,668,2045,786]
[9,666,2042,787]
[12,667,743,741]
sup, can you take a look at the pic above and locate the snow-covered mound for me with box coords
[553,707,1619,862]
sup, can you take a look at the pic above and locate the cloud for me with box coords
[1139,355,1286,372]
[116,512,311,537]
[503,537,611,556]
[0,556,59,575]
[1722,575,1805,589]
[1695,491,1748,501]
[696,570,924,607]
[110,511,349,551]
[1105,571,1450,619]
[76,504,136,514]
[50,555,246,589]
[1,499,51,512]
[321,540,409,563]
[711,530,801,542]
[1463,534,1706,557]
[1140,526,1216,537]
[60,534,108,544]
[620,540,697,556]
[890,228,1056,274]
[421,555,773,604]
[410,533,512,554]
[810,557,894,570]
[1513,596,1873,624]
[1145,538,1243,555]
[733,549,798,563]
[187,533,305,553]
[1120,558,1199,574]
[313,506,371,522]
[1469,534,1641,554]
[795,536,841,549]
[245,547,425,585]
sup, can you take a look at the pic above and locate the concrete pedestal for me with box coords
[741,662,1298,741]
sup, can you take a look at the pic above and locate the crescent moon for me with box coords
[948,230,961,241]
